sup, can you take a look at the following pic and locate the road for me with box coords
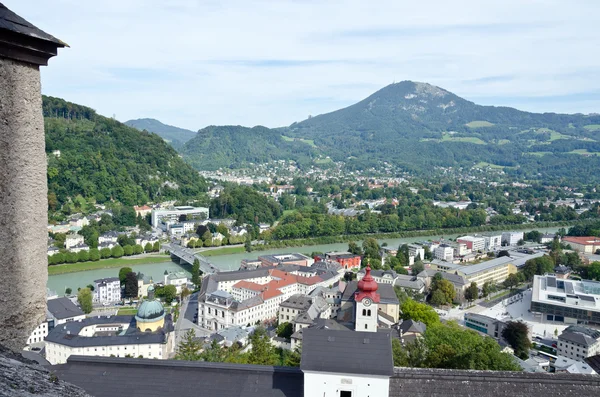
[172,292,210,355]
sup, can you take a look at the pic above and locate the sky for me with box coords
[12,0,600,131]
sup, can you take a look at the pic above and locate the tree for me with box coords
[100,247,111,259]
[181,287,191,301]
[401,298,440,326]
[134,244,143,255]
[501,321,531,359]
[119,267,133,285]
[86,284,95,292]
[411,261,425,276]
[77,250,89,262]
[65,287,72,295]
[162,285,177,303]
[482,281,495,298]
[144,242,153,253]
[111,245,124,258]
[247,327,278,365]
[348,241,363,255]
[503,273,519,290]
[465,282,479,302]
[123,245,133,256]
[430,289,447,306]
[89,248,100,261]
[432,279,456,304]
[284,345,302,367]
[124,272,138,298]
[175,329,201,360]
[497,250,510,258]
[245,233,252,252]
[152,241,160,252]
[192,259,201,286]
[362,237,380,261]
[276,322,294,339]
[392,338,428,368]
[588,262,600,281]
[77,288,93,314]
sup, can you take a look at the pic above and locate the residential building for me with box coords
[482,233,503,250]
[417,269,469,301]
[502,231,524,246]
[553,355,597,375]
[69,243,90,253]
[258,253,313,267]
[98,231,119,244]
[69,215,89,228]
[357,268,398,285]
[324,252,361,270]
[393,275,426,294]
[407,244,425,261]
[27,297,86,345]
[541,233,558,244]
[557,326,600,361]
[133,205,152,218]
[453,242,470,257]
[45,292,173,364]
[531,275,600,324]
[434,244,454,261]
[457,236,486,252]
[163,271,188,294]
[137,273,154,298]
[151,206,209,228]
[65,234,84,249]
[427,256,518,286]
[93,277,121,304]
[562,236,600,254]
[394,319,426,344]
[279,295,312,324]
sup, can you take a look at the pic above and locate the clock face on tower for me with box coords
[362,298,372,307]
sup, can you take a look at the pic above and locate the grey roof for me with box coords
[559,326,600,347]
[419,269,468,286]
[394,278,425,290]
[399,319,426,334]
[94,277,119,284]
[301,328,394,376]
[311,260,342,273]
[45,315,173,347]
[47,297,84,320]
[212,268,271,282]
[52,356,303,397]
[280,295,312,310]
[0,3,66,45]
[341,281,400,304]
[230,295,264,312]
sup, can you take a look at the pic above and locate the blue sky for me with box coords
[12,0,600,130]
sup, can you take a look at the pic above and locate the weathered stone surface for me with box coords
[0,57,48,350]
[0,344,89,396]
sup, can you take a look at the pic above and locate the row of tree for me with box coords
[48,242,160,266]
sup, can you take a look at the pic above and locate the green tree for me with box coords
[247,327,278,365]
[392,338,428,368]
[284,345,302,367]
[503,273,519,290]
[100,247,111,259]
[119,267,133,285]
[245,233,252,252]
[401,298,440,326]
[162,285,177,303]
[124,272,138,298]
[66,252,78,263]
[123,245,134,256]
[192,259,201,286]
[348,241,363,255]
[89,248,100,261]
[175,329,202,361]
[501,321,531,359]
[482,281,495,297]
[430,289,447,306]
[111,245,124,258]
[588,262,600,281]
[134,244,143,255]
[152,241,160,252]
[77,288,93,314]
[465,282,479,302]
[411,261,425,276]
[276,322,294,339]
[65,287,72,295]
[77,250,90,262]
[144,242,153,253]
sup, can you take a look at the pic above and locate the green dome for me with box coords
[135,299,165,323]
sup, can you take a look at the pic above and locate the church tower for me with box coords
[355,265,380,332]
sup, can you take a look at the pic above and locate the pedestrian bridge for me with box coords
[163,243,220,275]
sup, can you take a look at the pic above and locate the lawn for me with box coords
[200,246,247,257]
[281,135,317,148]
[466,121,494,128]
[497,139,510,145]
[117,308,138,315]
[584,124,600,131]
[535,128,571,141]
[441,134,486,145]
[527,151,552,157]
[473,161,505,169]
[314,157,332,164]
[568,149,600,156]
[48,255,171,275]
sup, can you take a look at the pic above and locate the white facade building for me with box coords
[65,234,84,249]
[164,271,188,294]
[151,206,209,228]
[93,277,121,303]
[434,245,454,261]
[407,244,425,261]
[456,236,486,252]
[483,233,503,250]
[557,326,600,361]
[502,231,524,246]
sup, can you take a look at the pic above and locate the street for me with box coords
[172,292,210,355]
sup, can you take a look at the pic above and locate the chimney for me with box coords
[0,4,66,350]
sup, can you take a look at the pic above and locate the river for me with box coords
[47,226,563,294]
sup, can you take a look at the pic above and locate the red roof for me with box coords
[261,288,283,300]
[562,236,600,246]
[355,266,380,303]
[233,280,265,292]
[134,205,151,211]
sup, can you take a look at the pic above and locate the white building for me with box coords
[482,233,503,250]
[301,328,393,397]
[164,271,188,294]
[502,231,524,246]
[557,325,600,361]
[99,232,119,244]
[27,297,86,345]
[93,277,121,303]
[70,243,90,253]
[407,244,425,261]
[456,236,486,252]
[151,206,209,228]
[434,245,454,261]
[65,234,84,249]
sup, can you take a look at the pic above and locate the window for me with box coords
[362,309,366,316]
[340,391,352,397]
[364,324,367,330]
[367,310,371,316]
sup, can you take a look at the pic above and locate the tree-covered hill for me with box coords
[181,125,318,170]
[125,118,197,150]
[44,96,207,207]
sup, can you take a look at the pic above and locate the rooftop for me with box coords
[47,297,84,320]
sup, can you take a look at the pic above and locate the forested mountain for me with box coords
[44,96,207,208]
[125,118,197,150]
[181,125,318,170]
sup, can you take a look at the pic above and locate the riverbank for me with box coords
[198,220,585,257]
[48,255,172,275]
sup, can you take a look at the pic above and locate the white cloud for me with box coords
[10,0,600,130]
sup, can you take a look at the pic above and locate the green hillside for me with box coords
[181,125,318,170]
[125,118,197,150]
[44,96,207,207]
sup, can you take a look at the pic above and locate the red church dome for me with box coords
[355,265,380,303]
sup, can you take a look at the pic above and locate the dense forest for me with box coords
[44,96,207,207]
[209,186,282,224]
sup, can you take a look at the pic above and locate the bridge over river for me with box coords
[163,243,220,275]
